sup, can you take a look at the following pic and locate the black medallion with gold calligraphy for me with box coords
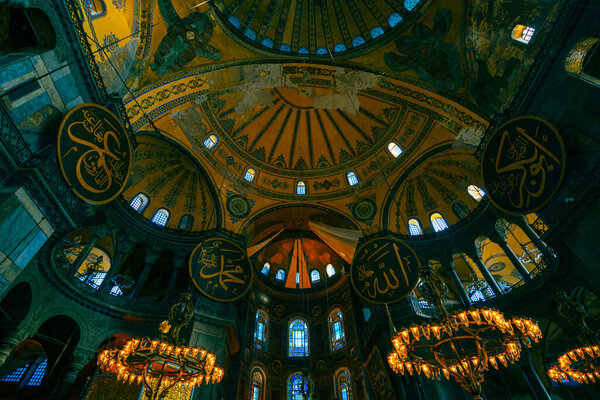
[57,103,132,205]
[350,237,420,304]
[481,116,566,214]
[189,237,253,302]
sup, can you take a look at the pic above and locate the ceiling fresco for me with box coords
[211,0,429,58]
[121,135,219,232]
[81,0,565,115]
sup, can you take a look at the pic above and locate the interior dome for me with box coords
[213,0,429,58]
[120,135,219,232]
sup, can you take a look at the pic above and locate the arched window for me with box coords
[453,201,471,219]
[86,0,106,19]
[467,185,486,202]
[329,310,346,350]
[178,214,194,230]
[130,193,149,212]
[250,368,265,400]
[326,263,335,277]
[335,368,353,400]
[261,262,270,276]
[296,181,306,195]
[275,269,285,282]
[346,171,358,186]
[387,142,403,158]
[203,134,218,150]
[254,311,268,350]
[408,219,422,236]
[310,270,320,283]
[26,359,47,386]
[151,208,170,226]
[511,24,535,44]
[288,372,312,400]
[244,168,257,183]
[288,318,309,357]
[430,213,449,232]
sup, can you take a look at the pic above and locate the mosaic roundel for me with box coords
[226,195,251,218]
[352,198,377,222]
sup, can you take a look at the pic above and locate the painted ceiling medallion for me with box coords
[213,0,428,58]
[226,195,252,219]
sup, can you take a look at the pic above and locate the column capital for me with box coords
[145,252,160,264]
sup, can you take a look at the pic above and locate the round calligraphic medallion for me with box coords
[57,103,132,205]
[481,116,566,214]
[189,237,253,302]
[226,195,251,218]
[350,237,420,304]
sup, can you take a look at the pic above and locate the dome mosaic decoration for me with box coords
[213,0,428,58]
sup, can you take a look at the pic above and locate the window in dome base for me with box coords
[430,213,449,232]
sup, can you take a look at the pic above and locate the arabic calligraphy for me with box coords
[366,347,396,400]
[189,237,253,302]
[350,237,420,304]
[482,116,565,214]
[57,104,132,204]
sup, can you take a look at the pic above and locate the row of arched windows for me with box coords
[249,367,353,400]
[253,309,346,355]
[129,193,195,229]
[407,185,486,236]
[261,263,336,282]
[203,135,406,192]
[1,358,47,386]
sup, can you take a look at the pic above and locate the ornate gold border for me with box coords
[57,103,133,205]
[349,236,420,305]
[480,115,566,215]
[189,236,254,302]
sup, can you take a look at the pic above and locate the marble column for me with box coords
[520,349,552,400]
[0,324,34,367]
[165,257,185,301]
[492,232,532,282]
[441,256,471,307]
[466,249,502,297]
[50,347,95,400]
[130,252,159,299]
[98,240,133,295]
[518,218,556,262]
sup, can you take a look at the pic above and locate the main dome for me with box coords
[213,0,429,58]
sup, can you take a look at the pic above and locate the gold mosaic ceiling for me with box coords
[77,0,566,238]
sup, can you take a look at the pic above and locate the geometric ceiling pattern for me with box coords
[213,0,428,57]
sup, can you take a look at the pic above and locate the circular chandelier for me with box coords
[546,291,600,385]
[387,266,542,400]
[98,294,224,400]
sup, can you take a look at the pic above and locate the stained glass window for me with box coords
[178,214,194,230]
[244,168,257,183]
[251,370,264,400]
[467,185,485,202]
[151,208,170,226]
[346,171,358,186]
[261,262,270,276]
[430,213,449,232]
[310,270,320,283]
[288,319,309,357]
[203,134,218,150]
[254,311,268,349]
[1,364,29,382]
[276,269,285,282]
[336,369,353,400]
[288,373,311,400]
[329,310,346,350]
[27,359,47,386]
[388,13,403,27]
[404,0,421,11]
[326,264,335,277]
[408,219,422,235]
[130,193,149,212]
[296,181,306,195]
[388,142,403,158]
